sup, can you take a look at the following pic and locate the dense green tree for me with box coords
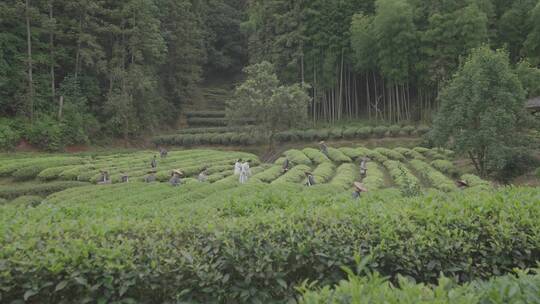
[431,47,527,177]
[524,1,540,66]
[226,62,310,142]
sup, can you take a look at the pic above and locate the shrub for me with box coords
[303,129,318,141]
[9,195,43,207]
[431,159,455,175]
[302,148,330,164]
[402,125,416,135]
[25,115,64,151]
[284,149,312,166]
[326,147,352,163]
[312,162,336,183]
[1,185,539,303]
[0,121,20,151]
[329,128,343,139]
[272,164,311,184]
[374,148,406,161]
[339,147,365,159]
[330,163,358,189]
[415,125,431,135]
[314,129,329,140]
[299,266,540,304]
[394,147,426,160]
[342,128,357,139]
[372,126,388,138]
[252,166,284,183]
[356,126,373,139]
[388,125,401,137]
[410,159,457,192]
[537,167,540,179]
[461,174,491,189]
[0,181,88,200]
[362,163,385,191]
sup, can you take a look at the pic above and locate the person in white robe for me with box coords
[234,159,242,175]
[239,160,252,184]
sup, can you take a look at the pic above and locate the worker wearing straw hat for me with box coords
[98,170,111,184]
[319,141,329,157]
[456,179,469,190]
[170,169,183,187]
[305,171,316,187]
[151,155,158,169]
[144,169,157,183]
[352,182,367,199]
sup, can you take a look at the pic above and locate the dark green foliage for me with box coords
[0,181,88,200]
[431,47,528,177]
[1,187,539,302]
[300,267,540,303]
[373,126,388,137]
[0,119,21,151]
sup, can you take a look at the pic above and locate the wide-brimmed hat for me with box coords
[319,141,325,144]
[304,171,313,175]
[354,182,368,192]
[172,169,184,176]
[457,180,469,187]
[100,170,109,174]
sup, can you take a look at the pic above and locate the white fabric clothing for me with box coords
[234,162,242,175]
[239,162,251,184]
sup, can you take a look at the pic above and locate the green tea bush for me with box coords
[342,128,357,139]
[373,126,388,138]
[362,163,385,191]
[394,147,426,160]
[402,125,416,135]
[374,148,406,161]
[339,147,365,159]
[312,162,336,183]
[388,125,401,137]
[410,160,457,192]
[0,181,89,200]
[431,159,455,175]
[329,128,344,139]
[303,148,331,164]
[382,160,421,195]
[461,174,491,189]
[536,167,540,179]
[272,164,311,184]
[9,195,43,207]
[356,126,373,139]
[330,163,358,189]
[299,266,540,304]
[327,147,352,163]
[415,125,431,135]
[1,185,539,303]
[11,158,84,180]
[413,147,430,154]
[284,149,312,166]
[252,166,285,183]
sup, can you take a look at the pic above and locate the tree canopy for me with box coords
[431,47,528,177]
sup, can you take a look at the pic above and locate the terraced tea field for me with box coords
[0,146,483,205]
[1,146,538,303]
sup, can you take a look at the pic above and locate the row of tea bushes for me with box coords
[299,267,540,304]
[1,186,537,303]
[0,181,89,200]
[153,124,430,147]
[409,160,457,192]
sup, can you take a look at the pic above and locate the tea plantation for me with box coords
[0,147,539,303]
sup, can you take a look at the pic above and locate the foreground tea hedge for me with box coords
[300,267,540,304]
[1,185,538,303]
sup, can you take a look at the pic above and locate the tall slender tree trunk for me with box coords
[49,2,55,103]
[25,0,34,123]
[75,17,83,81]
